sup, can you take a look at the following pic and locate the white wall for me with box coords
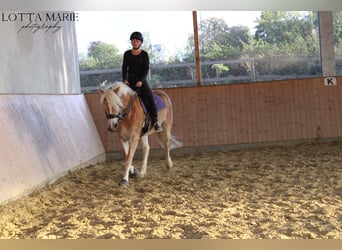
[0,11,80,94]
[0,12,105,203]
[0,94,106,203]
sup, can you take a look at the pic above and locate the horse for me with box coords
[98,82,182,186]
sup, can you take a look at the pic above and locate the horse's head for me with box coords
[99,82,134,132]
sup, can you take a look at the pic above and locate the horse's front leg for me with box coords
[119,139,129,161]
[140,135,150,177]
[120,135,139,186]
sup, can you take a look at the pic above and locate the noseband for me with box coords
[106,113,124,120]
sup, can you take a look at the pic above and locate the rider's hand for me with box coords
[135,81,142,87]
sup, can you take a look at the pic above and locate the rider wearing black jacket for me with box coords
[122,31,162,132]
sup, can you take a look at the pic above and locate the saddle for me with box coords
[139,94,166,136]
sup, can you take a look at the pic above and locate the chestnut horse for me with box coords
[99,82,182,186]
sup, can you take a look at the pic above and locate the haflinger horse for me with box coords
[99,82,182,186]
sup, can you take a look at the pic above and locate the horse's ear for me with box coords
[113,86,120,94]
[98,89,104,95]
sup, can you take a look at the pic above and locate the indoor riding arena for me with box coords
[0,11,341,239]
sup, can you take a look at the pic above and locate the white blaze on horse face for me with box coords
[107,106,120,131]
[109,118,120,130]
[108,119,118,131]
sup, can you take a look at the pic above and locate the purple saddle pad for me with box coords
[140,94,166,114]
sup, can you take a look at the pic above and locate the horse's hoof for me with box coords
[129,168,138,178]
[119,179,129,186]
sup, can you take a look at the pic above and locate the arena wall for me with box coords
[0,11,80,94]
[0,94,105,203]
[85,76,342,154]
[0,12,105,204]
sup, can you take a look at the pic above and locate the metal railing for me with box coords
[79,56,341,93]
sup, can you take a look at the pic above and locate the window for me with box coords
[77,11,338,92]
[76,11,195,91]
[197,11,321,84]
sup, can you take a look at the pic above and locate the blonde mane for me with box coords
[100,82,135,111]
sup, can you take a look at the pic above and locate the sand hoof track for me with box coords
[0,141,341,239]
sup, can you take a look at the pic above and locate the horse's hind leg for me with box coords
[157,129,173,169]
[140,135,150,177]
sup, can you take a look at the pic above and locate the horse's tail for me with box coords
[154,89,182,149]
[169,135,183,149]
[156,134,183,149]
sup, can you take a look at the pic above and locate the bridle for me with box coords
[106,93,138,122]
[106,113,124,120]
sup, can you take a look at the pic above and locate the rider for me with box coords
[122,31,162,132]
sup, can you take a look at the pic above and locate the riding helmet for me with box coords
[130,31,144,43]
